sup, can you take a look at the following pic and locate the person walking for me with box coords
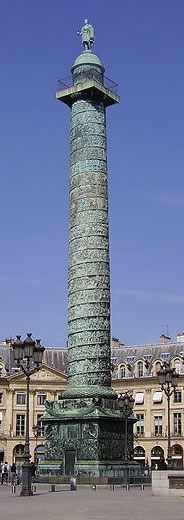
[157,457,167,470]
[11,463,17,486]
[1,461,9,484]
[30,462,36,482]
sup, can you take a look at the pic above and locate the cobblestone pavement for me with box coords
[0,485,184,520]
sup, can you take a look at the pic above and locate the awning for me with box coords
[135,392,144,404]
[153,391,163,403]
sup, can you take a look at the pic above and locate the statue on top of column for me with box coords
[77,19,95,51]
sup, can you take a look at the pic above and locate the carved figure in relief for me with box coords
[45,424,58,440]
[45,425,61,460]
[83,423,98,439]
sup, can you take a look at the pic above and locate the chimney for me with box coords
[176,331,184,343]
[159,334,171,344]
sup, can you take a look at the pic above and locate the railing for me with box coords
[150,431,183,437]
[171,431,183,436]
[37,469,151,487]
[57,75,118,94]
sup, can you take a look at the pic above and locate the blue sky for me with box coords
[1,0,184,347]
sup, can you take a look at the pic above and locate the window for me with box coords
[135,392,144,404]
[0,411,2,427]
[136,414,144,434]
[155,362,161,373]
[174,359,181,374]
[0,393,3,404]
[174,390,182,403]
[120,365,126,378]
[160,353,169,360]
[17,393,26,405]
[174,413,182,435]
[133,445,145,466]
[137,361,143,377]
[126,356,135,363]
[37,394,47,406]
[58,393,63,400]
[16,414,25,436]
[143,355,152,361]
[154,416,162,435]
[37,415,45,437]
[153,392,163,404]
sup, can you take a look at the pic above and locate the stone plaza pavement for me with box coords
[1,485,184,520]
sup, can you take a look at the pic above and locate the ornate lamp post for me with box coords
[118,393,134,486]
[13,334,45,496]
[158,363,179,468]
[118,393,134,462]
[32,424,41,464]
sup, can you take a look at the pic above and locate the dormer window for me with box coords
[137,361,144,377]
[155,361,161,373]
[174,359,181,374]
[118,364,126,378]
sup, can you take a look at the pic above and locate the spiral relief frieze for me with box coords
[68,302,110,321]
[67,98,111,395]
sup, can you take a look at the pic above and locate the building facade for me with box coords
[1,334,184,467]
[111,335,184,467]
[0,359,67,465]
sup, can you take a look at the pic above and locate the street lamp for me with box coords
[118,393,134,486]
[32,424,41,464]
[13,334,45,496]
[118,393,134,462]
[157,363,179,468]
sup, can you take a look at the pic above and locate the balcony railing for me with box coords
[151,431,183,437]
[171,431,183,437]
[57,74,118,94]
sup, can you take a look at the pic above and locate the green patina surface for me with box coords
[66,97,111,397]
[42,398,135,477]
[41,29,136,477]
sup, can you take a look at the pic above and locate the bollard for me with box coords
[70,478,77,491]
[12,484,16,494]
[51,484,56,492]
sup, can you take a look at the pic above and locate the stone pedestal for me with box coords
[40,397,136,478]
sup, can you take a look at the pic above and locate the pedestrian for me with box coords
[30,462,36,483]
[1,461,9,484]
[11,463,17,486]
[157,457,167,470]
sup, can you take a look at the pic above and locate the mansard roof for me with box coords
[111,342,184,363]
